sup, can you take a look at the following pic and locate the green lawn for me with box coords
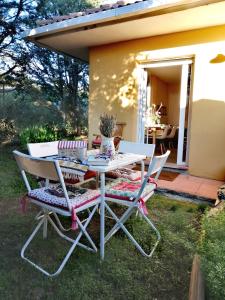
[0,145,201,300]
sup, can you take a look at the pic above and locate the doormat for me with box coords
[158,171,180,182]
[133,165,180,182]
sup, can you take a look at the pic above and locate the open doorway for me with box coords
[137,60,192,169]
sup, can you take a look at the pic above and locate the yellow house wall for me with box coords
[167,83,180,126]
[150,75,168,124]
[89,24,225,180]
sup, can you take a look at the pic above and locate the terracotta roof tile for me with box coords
[35,0,149,27]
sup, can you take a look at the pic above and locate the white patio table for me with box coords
[51,151,146,260]
[88,152,146,260]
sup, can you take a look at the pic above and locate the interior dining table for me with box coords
[145,125,164,144]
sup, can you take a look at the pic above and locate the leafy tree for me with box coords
[1,0,101,135]
[25,0,100,133]
[0,0,38,82]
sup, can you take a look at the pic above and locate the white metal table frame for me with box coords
[88,152,146,260]
[51,152,146,260]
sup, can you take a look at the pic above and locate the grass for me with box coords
[198,209,225,300]
[0,144,201,300]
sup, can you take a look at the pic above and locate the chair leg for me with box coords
[21,206,98,277]
[160,143,164,155]
[43,216,48,239]
[104,203,161,258]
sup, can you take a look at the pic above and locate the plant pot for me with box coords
[100,135,115,157]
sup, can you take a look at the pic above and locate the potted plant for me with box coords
[99,114,116,156]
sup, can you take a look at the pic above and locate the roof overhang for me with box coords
[23,0,225,62]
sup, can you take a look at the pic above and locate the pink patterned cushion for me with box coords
[105,178,156,201]
[28,186,100,210]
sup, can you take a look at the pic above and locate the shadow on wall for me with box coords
[89,50,139,142]
[189,98,225,181]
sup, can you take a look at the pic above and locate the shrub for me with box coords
[198,208,225,299]
[19,124,63,145]
[0,118,16,142]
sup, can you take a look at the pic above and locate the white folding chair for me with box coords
[13,150,100,277]
[104,150,170,258]
[106,141,155,181]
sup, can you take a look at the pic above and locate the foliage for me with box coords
[0,118,16,142]
[0,0,38,82]
[99,114,116,137]
[1,0,101,135]
[198,208,225,300]
[19,122,81,145]
[0,145,200,299]
[0,89,64,132]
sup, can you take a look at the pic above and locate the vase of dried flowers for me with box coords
[99,114,116,157]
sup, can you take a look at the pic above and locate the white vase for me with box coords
[100,135,115,157]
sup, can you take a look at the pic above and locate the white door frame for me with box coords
[137,68,148,143]
[137,59,193,166]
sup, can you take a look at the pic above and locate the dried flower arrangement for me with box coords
[99,114,116,138]
[146,103,163,126]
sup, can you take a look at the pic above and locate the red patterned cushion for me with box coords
[105,178,156,201]
[64,170,97,184]
[28,186,100,210]
[106,168,142,181]
[92,137,102,145]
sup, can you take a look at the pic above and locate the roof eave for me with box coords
[23,0,221,41]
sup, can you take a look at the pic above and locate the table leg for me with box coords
[152,130,156,145]
[100,172,105,260]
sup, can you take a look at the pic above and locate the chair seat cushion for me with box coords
[106,168,143,181]
[28,185,100,210]
[92,137,102,145]
[64,170,97,185]
[105,178,156,201]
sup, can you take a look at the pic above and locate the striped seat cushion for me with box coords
[105,178,156,201]
[28,185,100,210]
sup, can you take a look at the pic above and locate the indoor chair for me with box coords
[156,125,171,154]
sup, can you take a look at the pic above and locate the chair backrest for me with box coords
[13,150,72,210]
[118,141,155,158]
[158,125,171,139]
[14,150,60,182]
[114,122,126,137]
[27,141,59,158]
[167,126,177,139]
[134,150,170,203]
[147,150,171,180]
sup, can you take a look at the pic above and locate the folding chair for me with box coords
[104,150,170,257]
[106,141,155,181]
[13,150,100,277]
